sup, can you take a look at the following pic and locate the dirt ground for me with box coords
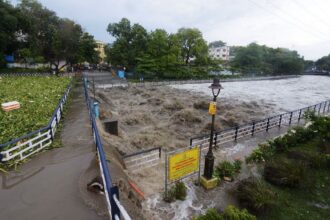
[97,85,276,156]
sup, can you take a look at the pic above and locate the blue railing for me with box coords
[83,78,131,220]
[0,81,72,162]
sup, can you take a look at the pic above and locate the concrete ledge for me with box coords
[200,176,219,190]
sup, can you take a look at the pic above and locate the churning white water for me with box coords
[145,182,206,220]
[172,75,330,113]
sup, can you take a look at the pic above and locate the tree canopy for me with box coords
[231,43,304,75]
[315,54,330,71]
[106,18,210,79]
[0,0,100,72]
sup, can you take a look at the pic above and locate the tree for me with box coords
[176,28,209,65]
[231,43,304,75]
[107,18,148,70]
[209,40,226,48]
[0,0,20,66]
[79,32,99,64]
[315,55,330,71]
[50,18,83,73]
[17,0,60,63]
[136,29,182,78]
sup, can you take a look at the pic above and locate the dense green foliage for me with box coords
[235,177,277,214]
[241,114,330,219]
[214,159,242,180]
[106,18,211,79]
[231,43,304,75]
[0,0,99,72]
[315,54,330,71]
[0,76,71,144]
[194,206,256,220]
[163,181,187,202]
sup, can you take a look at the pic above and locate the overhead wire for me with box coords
[247,0,330,42]
[291,0,330,28]
[266,0,330,39]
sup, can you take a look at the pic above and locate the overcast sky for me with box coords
[12,0,330,60]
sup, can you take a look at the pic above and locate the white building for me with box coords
[209,46,230,61]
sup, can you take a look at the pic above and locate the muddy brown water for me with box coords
[0,84,106,220]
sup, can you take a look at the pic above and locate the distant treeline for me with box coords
[0,0,99,73]
[105,18,310,79]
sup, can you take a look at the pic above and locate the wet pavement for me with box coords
[0,83,105,220]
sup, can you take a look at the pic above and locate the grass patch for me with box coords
[234,177,276,215]
[214,159,242,181]
[242,114,330,219]
[0,76,71,144]
[194,205,256,220]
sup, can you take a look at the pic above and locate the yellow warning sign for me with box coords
[168,147,200,181]
[208,102,217,115]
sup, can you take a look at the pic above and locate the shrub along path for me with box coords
[0,83,105,219]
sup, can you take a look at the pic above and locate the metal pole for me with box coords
[279,115,282,127]
[198,146,201,186]
[234,126,239,141]
[298,109,302,123]
[165,153,168,198]
[213,132,218,149]
[93,77,95,100]
[203,96,216,179]
[251,122,255,136]
[289,112,293,125]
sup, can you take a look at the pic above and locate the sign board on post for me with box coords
[208,102,216,115]
[168,146,200,181]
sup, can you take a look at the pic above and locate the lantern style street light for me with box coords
[203,78,223,179]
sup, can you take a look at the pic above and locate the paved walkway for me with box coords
[0,83,105,220]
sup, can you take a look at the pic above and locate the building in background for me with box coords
[209,46,230,61]
[95,40,106,63]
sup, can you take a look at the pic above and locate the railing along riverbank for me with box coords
[190,99,330,152]
[129,75,300,87]
[0,81,72,162]
[83,78,131,220]
[91,74,300,89]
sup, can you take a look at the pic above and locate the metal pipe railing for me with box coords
[190,99,330,147]
[83,77,131,220]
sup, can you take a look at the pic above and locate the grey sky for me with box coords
[12,0,330,60]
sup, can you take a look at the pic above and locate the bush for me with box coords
[215,160,242,180]
[164,181,187,202]
[223,205,257,220]
[233,159,242,172]
[194,208,224,220]
[287,150,327,169]
[235,177,276,214]
[245,143,275,164]
[194,206,256,220]
[264,158,306,188]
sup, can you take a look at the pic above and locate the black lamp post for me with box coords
[203,78,223,179]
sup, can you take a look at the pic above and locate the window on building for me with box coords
[223,49,226,52]
[222,54,226,57]
[216,49,220,52]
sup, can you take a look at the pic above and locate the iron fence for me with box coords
[190,99,330,153]
[0,82,72,162]
[83,74,299,89]
[127,75,299,87]
[122,147,161,171]
[83,78,131,220]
